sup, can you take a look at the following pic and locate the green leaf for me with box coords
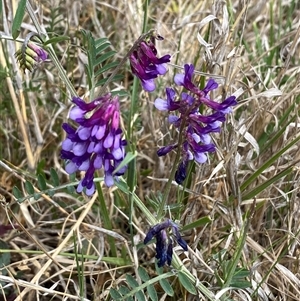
[230,268,251,288]
[12,186,23,200]
[37,174,47,190]
[178,272,197,295]
[119,286,133,301]
[48,189,55,197]
[242,165,294,200]
[94,61,119,77]
[0,241,10,276]
[259,114,296,154]
[33,193,41,200]
[147,284,158,301]
[230,280,251,289]
[12,0,26,39]
[159,278,174,296]
[233,268,250,278]
[96,75,124,87]
[111,89,128,97]
[43,36,70,46]
[50,168,59,186]
[67,185,76,194]
[137,268,158,301]
[181,216,212,232]
[135,291,146,301]
[95,50,117,65]
[138,267,150,282]
[121,275,146,301]
[95,38,111,54]
[94,37,109,47]
[24,180,34,195]
[241,134,300,192]
[125,274,139,288]
[110,288,122,300]
[84,64,93,89]
[113,151,137,175]
[119,272,175,300]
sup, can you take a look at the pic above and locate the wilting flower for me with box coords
[15,42,48,72]
[129,33,171,92]
[155,64,237,184]
[144,219,187,267]
[61,94,127,195]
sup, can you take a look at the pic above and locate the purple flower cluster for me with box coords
[15,42,48,72]
[155,64,237,184]
[129,34,171,92]
[144,219,187,267]
[61,94,127,195]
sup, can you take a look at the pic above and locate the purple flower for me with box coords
[15,42,48,72]
[129,34,171,92]
[144,219,187,267]
[61,94,127,196]
[27,42,48,61]
[155,64,237,184]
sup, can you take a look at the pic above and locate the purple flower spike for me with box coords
[155,63,237,184]
[144,219,187,267]
[15,41,48,72]
[61,94,127,195]
[129,33,171,92]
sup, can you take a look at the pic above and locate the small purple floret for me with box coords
[27,42,48,62]
[129,34,171,92]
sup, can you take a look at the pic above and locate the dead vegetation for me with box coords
[0,0,300,300]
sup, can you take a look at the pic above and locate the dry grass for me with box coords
[0,0,300,300]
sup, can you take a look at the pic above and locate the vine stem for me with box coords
[126,0,149,245]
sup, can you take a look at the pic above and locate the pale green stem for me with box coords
[26,1,77,98]
[156,118,187,219]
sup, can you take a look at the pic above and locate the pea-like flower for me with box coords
[61,94,127,195]
[15,42,48,72]
[144,219,188,267]
[129,34,171,92]
[155,64,237,184]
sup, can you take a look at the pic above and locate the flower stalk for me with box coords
[157,119,187,220]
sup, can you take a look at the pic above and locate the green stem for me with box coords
[126,1,149,242]
[126,77,138,243]
[157,120,187,220]
[26,0,77,97]
[95,181,117,257]
[142,0,149,33]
